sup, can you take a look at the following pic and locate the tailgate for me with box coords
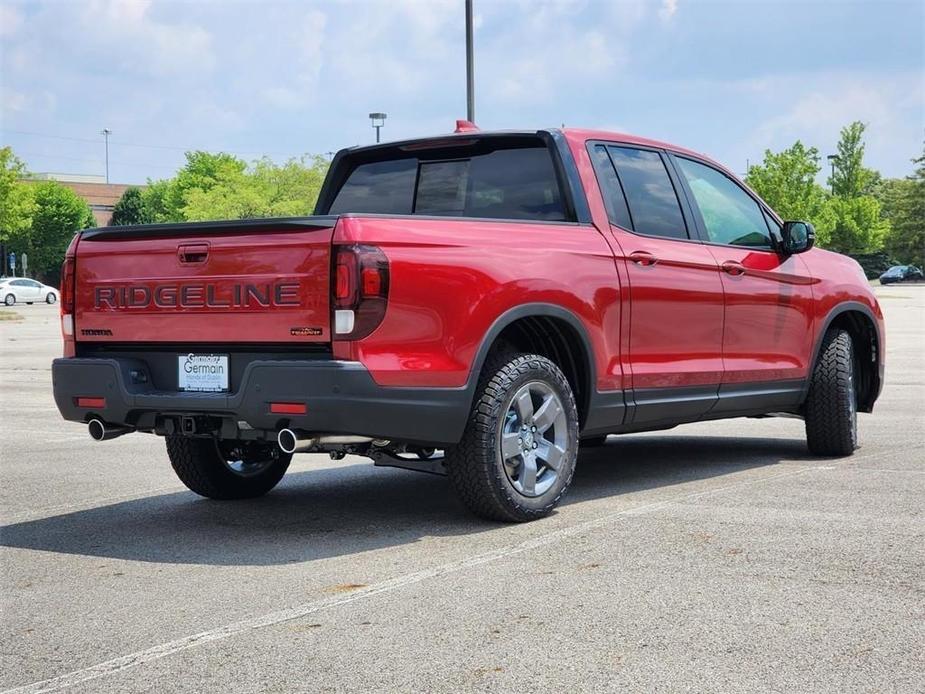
[74,218,336,344]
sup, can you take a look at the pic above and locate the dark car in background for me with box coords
[879,265,924,285]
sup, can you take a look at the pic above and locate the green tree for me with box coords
[880,143,925,267]
[745,141,834,239]
[252,155,329,216]
[110,186,152,226]
[0,147,36,247]
[168,151,248,220]
[829,121,878,197]
[26,182,95,281]
[823,195,890,255]
[140,178,176,223]
[181,155,329,221]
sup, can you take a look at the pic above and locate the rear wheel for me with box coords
[804,329,858,456]
[166,437,292,499]
[446,353,579,522]
[4,294,14,306]
[46,292,56,304]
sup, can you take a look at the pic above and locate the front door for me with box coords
[671,155,815,413]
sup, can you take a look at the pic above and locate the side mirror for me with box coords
[781,221,815,255]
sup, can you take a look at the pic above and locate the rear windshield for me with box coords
[327,144,568,222]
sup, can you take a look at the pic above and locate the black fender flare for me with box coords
[463,303,599,419]
[802,301,883,409]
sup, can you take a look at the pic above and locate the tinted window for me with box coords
[590,145,632,230]
[329,159,416,215]
[415,160,469,214]
[676,157,773,248]
[329,146,566,221]
[607,147,687,239]
[464,147,566,221]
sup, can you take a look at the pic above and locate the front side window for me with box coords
[676,157,773,248]
[589,145,632,230]
[607,146,688,240]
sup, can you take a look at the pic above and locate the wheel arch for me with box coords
[807,301,883,413]
[465,303,597,429]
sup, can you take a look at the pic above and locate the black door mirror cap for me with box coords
[781,220,816,255]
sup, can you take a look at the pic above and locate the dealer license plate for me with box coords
[178,353,229,392]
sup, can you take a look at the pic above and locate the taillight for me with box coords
[332,245,389,339]
[60,256,75,314]
[60,255,76,354]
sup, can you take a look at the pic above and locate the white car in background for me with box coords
[0,277,59,305]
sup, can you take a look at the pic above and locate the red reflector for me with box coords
[335,263,351,300]
[361,268,381,297]
[75,397,106,408]
[270,402,307,415]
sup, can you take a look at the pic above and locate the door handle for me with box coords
[721,260,745,276]
[178,243,209,264]
[629,251,658,267]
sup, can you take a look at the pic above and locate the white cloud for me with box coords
[0,3,23,37]
[79,0,216,77]
[659,0,679,21]
[733,71,924,178]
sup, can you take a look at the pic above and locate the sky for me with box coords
[1,0,922,185]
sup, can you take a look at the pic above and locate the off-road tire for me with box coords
[446,353,579,522]
[166,437,292,499]
[804,329,858,456]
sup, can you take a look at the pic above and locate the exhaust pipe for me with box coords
[88,418,133,442]
[278,429,316,454]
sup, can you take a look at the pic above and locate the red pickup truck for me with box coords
[52,125,884,521]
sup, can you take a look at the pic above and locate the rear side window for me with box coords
[329,145,567,221]
[607,147,688,240]
[675,157,773,249]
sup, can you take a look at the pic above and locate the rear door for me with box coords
[590,143,725,426]
[670,154,814,411]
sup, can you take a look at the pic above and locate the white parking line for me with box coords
[4,447,915,694]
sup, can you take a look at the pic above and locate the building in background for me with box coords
[26,173,136,226]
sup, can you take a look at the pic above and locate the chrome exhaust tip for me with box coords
[278,428,316,454]
[88,418,133,441]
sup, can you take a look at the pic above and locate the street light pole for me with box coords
[368,113,387,143]
[465,0,475,123]
[101,128,112,183]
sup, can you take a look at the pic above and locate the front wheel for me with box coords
[446,353,579,522]
[4,294,14,306]
[166,437,292,499]
[804,329,858,456]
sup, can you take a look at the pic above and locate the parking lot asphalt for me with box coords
[1,288,923,693]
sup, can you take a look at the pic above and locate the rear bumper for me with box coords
[52,357,469,446]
